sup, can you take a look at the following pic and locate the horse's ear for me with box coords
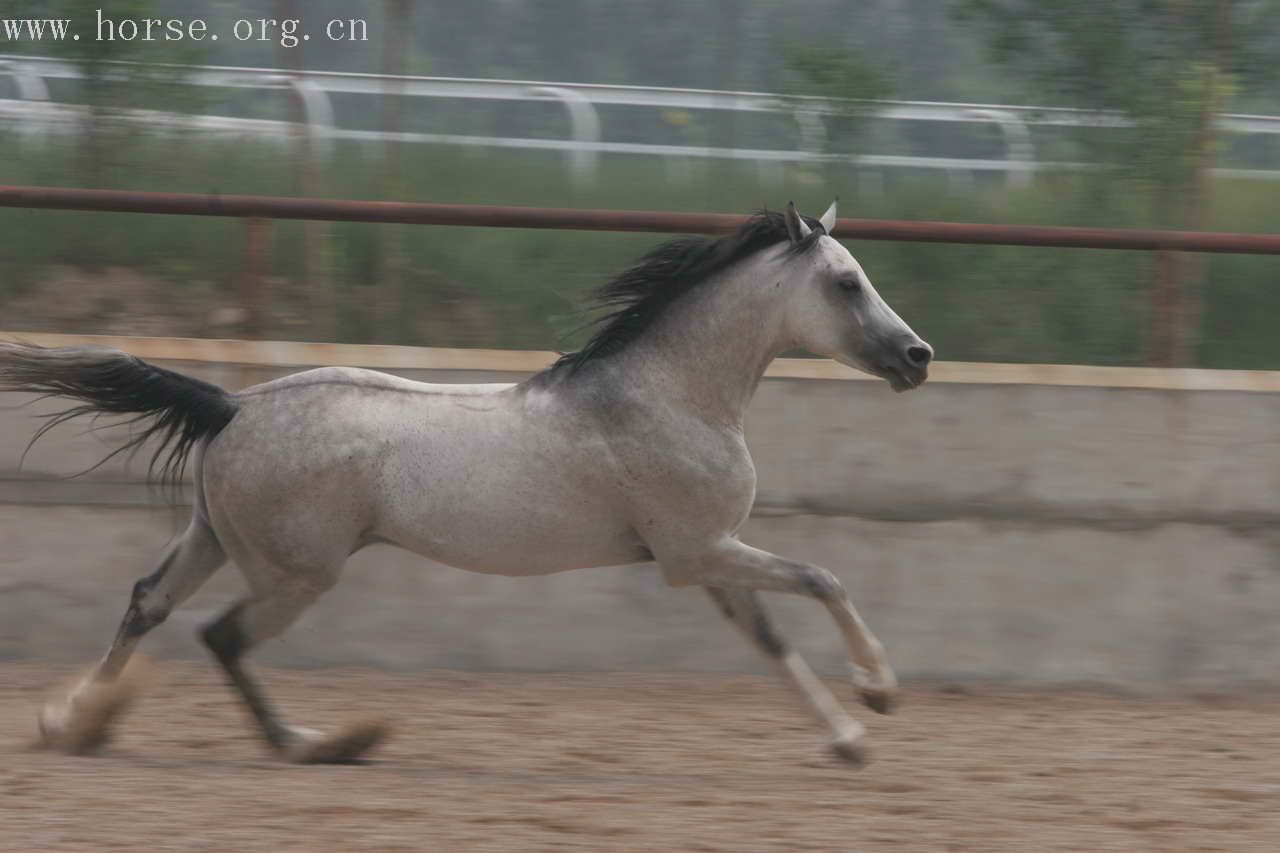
[818,198,838,235]
[784,201,811,244]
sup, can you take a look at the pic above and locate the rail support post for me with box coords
[240,217,271,341]
[1149,249,1188,368]
[964,108,1036,191]
[526,86,601,186]
[0,59,51,141]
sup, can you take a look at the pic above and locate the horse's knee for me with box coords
[802,567,844,602]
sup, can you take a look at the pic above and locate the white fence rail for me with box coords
[4,55,1280,187]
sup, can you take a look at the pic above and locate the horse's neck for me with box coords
[615,268,788,426]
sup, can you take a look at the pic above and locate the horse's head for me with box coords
[779,201,932,392]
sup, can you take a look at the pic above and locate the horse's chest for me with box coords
[692,449,757,534]
[614,427,758,538]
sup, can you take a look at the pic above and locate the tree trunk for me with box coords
[1146,0,1231,367]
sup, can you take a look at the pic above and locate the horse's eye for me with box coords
[838,278,862,294]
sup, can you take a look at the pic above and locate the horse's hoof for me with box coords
[850,663,898,715]
[860,687,897,716]
[285,719,390,764]
[36,657,154,755]
[830,732,870,768]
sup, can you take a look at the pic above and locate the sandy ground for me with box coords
[1,664,1278,852]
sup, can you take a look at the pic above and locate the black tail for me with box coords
[0,342,239,487]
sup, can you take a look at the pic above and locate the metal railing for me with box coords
[3,184,1279,367]
[4,185,1280,252]
[5,56,1280,187]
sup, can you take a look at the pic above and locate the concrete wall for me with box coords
[1,335,1278,691]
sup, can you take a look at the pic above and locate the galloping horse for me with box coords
[2,201,932,765]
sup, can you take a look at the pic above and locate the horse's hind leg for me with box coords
[39,518,226,754]
[200,584,387,764]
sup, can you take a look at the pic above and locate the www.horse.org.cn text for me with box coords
[1,11,370,48]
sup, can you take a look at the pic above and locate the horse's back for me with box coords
[237,365,517,401]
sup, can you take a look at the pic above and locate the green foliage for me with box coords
[949,0,1280,366]
[782,41,895,165]
[951,0,1279,219]
[784,43,894,105]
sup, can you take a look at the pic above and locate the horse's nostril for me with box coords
[906,345,932,366]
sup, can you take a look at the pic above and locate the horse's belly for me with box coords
[378,496,648,576]
[376,507,640,573]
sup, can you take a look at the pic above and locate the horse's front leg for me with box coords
[667,538,897,715]
[706,587,869,764]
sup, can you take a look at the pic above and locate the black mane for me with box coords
[550,209,824,374]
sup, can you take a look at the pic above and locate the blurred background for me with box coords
[3,6,1280,848]
[2,0,1280,368]
[1,0,1277,686]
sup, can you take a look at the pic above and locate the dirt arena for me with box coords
[2,664,1278,852]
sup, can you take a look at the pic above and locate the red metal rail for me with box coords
[4,185,1280,254]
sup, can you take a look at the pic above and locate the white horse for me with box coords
[2,201,932,766]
